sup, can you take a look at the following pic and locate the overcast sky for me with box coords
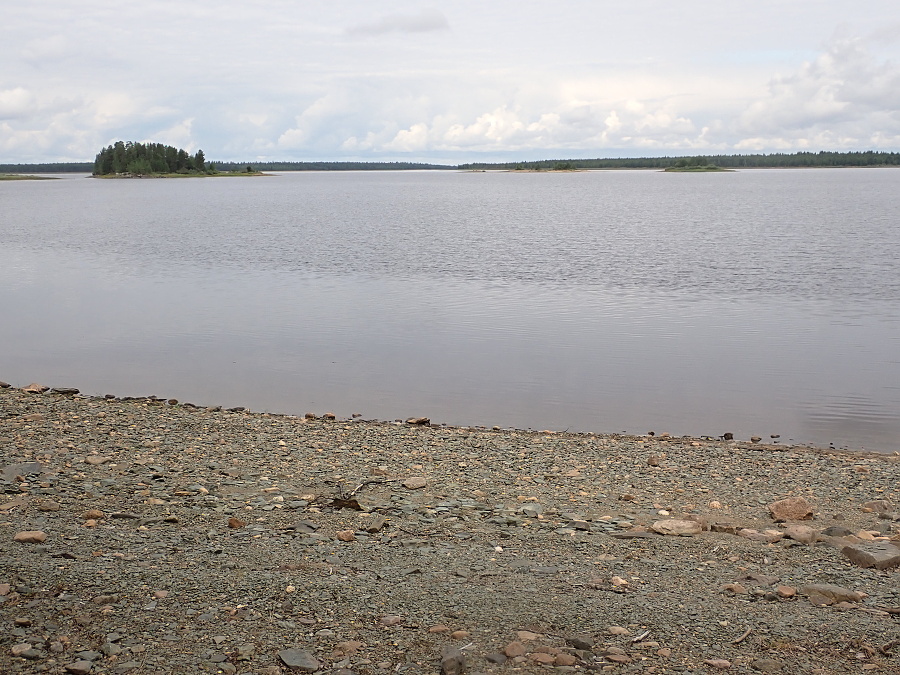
[3,1,900,163]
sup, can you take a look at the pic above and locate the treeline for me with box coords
[209,160,453,171]
[460,151,900,171]
[0,162,92,173]
[93,141,210,175]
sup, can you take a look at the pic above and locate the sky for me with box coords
[3,1,900,164]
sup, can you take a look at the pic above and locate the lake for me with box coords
[1,169,898,452]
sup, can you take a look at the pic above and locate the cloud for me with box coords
[347,8,449,36]
[0,88,37,120]
[735,36,900,148]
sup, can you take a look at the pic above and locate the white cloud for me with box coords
[347,8,449,36]
[0,88,37,120]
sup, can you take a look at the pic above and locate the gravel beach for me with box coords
[1,383,899,675]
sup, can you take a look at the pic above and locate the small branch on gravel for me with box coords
[879,639,900,655]
[631,630,651,643]
[731,627,753,644]
[874,606,900,615]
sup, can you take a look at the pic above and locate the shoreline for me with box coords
[2,383,899,673]
[1,380,893,460]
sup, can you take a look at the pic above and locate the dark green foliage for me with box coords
[92,141,207,175]
[460,151,900,171]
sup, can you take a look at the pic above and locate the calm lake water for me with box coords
[1,169,899,452]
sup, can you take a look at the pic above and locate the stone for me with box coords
[751,658,783,672]
[783,524,818,545]
[85,455,112,465]
[555,653,578,666]
[704,659,732,669]
[841,542,900,570]
[228,517,246,529]
[776,585,796,598]
[11,643,34,657]
[403,477,427,489]
[529,653,556,664]
[440,646,466,675]
[22,383,49,393]
[449,630,470,639]
[651,519,702,536]
[567,634,594,650]
[14,530,47,543]
[485,652,507,664]
[336,529,356,542]
[82,509,105,520]
[862,500,891,513]
[799,584,863,604]
[608,626,630,635]
[406,417,430,425]
[768,497,813,521]
[65,661,94,675]
[53,387,80,395]
[278,649,319,671]
[380,615,403,626]
[36,500,62,512]
[428,624,451,633]
[504,641,527,658]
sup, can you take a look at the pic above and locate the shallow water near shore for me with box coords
[1,169,899,451]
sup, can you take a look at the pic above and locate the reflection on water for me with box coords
[1,170,899,452]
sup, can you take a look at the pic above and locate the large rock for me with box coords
[22,383,49,393]
[278,649,319,671]
[768,497,813,521]
[651,519,703,536]
[14,531,47,544]
[798,583,863,605]
[440,646,466,675]
[783,524,818,545]
[841,542,900,570]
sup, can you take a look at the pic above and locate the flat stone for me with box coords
[504,641,527,658]
[36,500,62,512]
[14,530,47,544]
[799,583,863,604]
[65,661,94,675]
[841,542,900,570]
[278,648,319,671]
[783,524,818,545]
[85,455,112,465]
[403,477,427,489]
[651,519,702,536]
[768,497,813,521]
[406,417,431,425]
[22,383,49,393]
[751,658,783,672]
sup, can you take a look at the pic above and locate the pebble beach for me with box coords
[1,383,899,675]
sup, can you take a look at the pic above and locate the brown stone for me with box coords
[82,509,105,520]
[380,615,403,626]
[85,455,112,465]
[504,641,527,658]
[768,497,813,521]
[651,519,703,536]
[776,585,796,598]
[403,477,427,489]
[841,542,900,570]
[449,630,470,639]
[862,500,891,513]
[428,624,451,633]
[555,653,578,666]
[228,517,246,529]
[13,530,47,543]
[22,383,49,393]
[722,583,747,595]
[799,584,863,604]
[704,659,732,669]
[36,500,62,512]
[336,529,356,542]
[406,417,430,425]
[441,646,465,675]
[528,653,556,664]
[783,524,818,545]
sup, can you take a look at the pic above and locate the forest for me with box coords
[459,150,900,171]
[93,141,211,175]
[2,150,899,175]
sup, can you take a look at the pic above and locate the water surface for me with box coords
[1,169,898,451]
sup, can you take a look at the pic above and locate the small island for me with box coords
[0,174,57,181]
[92,141,264,177]
[664,156,732,172]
